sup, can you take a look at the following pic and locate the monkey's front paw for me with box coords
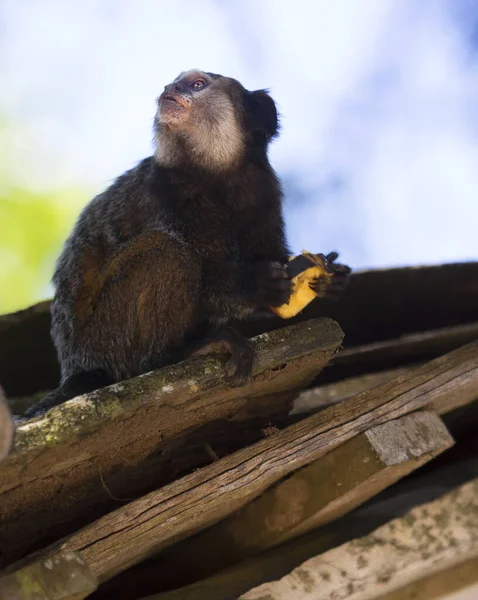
[254,261,292,307]
[309,252,351,301]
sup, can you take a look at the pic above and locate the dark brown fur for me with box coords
[25,70,348,418]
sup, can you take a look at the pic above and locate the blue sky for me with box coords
[1,0,477,272]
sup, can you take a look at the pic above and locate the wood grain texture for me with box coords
[10,340,475,586]
[117,411,452,595]
[378,556,478,600]
[135,456,478,600]
[287,322,478,416]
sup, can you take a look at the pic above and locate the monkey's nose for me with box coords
[165,82,186,95]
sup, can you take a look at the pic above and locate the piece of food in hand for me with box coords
[269,250,351,318]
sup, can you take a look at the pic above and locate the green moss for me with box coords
[11,318,342,462]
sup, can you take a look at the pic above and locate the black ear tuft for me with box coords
[244,89,279,142]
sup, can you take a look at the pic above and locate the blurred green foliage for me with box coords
[0,115,87,314]
[0,186,85,314]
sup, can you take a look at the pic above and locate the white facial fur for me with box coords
[154,70,245,172]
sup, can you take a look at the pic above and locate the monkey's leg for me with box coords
[77,232,202,380]
[30,232,203,419]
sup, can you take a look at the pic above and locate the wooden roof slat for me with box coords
[138,456,478,600]
[106,410,452,596]
[4,340,476,588]
[239,477,478,600]
[0,318,343,568]
[1,262,477,399]
[321,321,478,384]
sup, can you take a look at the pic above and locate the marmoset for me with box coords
[25,70,350,417]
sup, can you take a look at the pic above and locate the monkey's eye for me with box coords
[191,79,207,90]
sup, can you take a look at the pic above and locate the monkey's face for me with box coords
[156,71,236,130]
[155,70,279,171]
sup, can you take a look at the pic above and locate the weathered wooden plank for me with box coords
[12,318,342,457]
[240,477,478,600]
[109,411,453,594]
[2,263,477,399]
[378,556,478,599]
[319,321,478,384]
[291,366,413,415]
[141,557,478,600]
[0,318,343,568]
[15,319,478,420]
[0,386,14,462]
[268,323,478,416]
[5,340,476,587]
[0,551,97,600]
[135,456,478,600]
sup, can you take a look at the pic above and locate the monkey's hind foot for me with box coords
[223,329,256,387]
[309,251,351,301]
[189,326,256,387]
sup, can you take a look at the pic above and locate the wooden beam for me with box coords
[10,320,478,424]
[291,366,412,414]
[4,340,476,586]
[0,551,97,600]
[0,318,343,568]
[239,477,478,600]
[15,320,473,422]
[135,455,478,600]
[0,385,14,462]
[104,411,453,595]
[323,321,478,384]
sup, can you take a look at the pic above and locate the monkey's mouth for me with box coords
[160,94,190,109]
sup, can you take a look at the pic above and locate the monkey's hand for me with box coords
[254,261,293,307]
[309,251,351,300]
